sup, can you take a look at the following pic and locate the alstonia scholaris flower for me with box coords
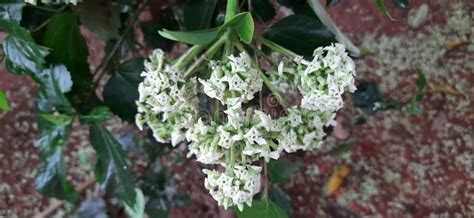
[136,49,199,146]
[186,108,280,165]
[199,53,263,106]
[203,165,261,211]
[276,43,356,112]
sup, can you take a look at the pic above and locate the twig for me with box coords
[36,178,97,218]
[91,0,149,90]
[183,35,227,79]
[306,0,361,57]
[31,5,68,32]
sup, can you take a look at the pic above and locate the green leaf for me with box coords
[79,106,111,124]
[0,19,49,75]
[267,159,301,184]
[89,123,136,207]
[77,0,121,40]
[159,12,254,45]
[125,188,145,218]
[375,0,395,20]
[35,148,79,202]
[415,71,426,101]
[268,186,293,217]
[264,14,335,56]
[408,103,422,116]
[329,144,353,157]
[36,65,73,113]
[326,0,341,7]
[251,0,276,22]
[236,198,288,218]
[351,83,384,116]
[34,113,78,202]
[0,91,10,112]
[391,0,408,11]
[183,0,218,31]
[43,12,92,91]
[103,57,144,123]
[0,3,22,23]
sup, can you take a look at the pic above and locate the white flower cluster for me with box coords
[24,0,81,5]
[136,44,356,210]
[203,165,261,211]
[277,43,357,112]
[199,53,263,106]
[136,49,199,146]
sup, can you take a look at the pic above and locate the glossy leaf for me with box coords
[251,0,276,22]
[375,0,395,20]
[0,19,49,75]
[77,0,120,40]
[326,0,341,7]
[391,0,408,10]
[103,57,144,123]
[35,65,73,114]
[43,12,92,91]
[236,198,288,218]
[125,188,145,218]
[268,186,292,217]
[0,3,22,23]
[159,12,254,45]
[79,106,111,124]
[264,14,335,56]
[35,148,79,202]
[89,123,136,207]
[183,0,218,30]
[0,91,9,112]
[267,159,301,184]
[35,113,78,202]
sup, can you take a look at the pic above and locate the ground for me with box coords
[0,0,473,217]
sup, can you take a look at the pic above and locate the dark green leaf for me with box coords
[264,14,335,56]
[407,103,422,116]
[236,198,288,218]
[267,159,301,184]
[43,12,92,91]
[0,3,22,23]
[125,188,145,218]
[375,0,395,20]
[0,19,49,75]
[77,0,120,40]
[183,0,218,30]
[326,0,341,7]
[103,57,144,122]
[0,91,10,112]
[268,186,292,217]
[159,12,254,45]
[35,65,73,113]
[34,113,78,202]
[415,71,426,101]
[251,0,276,22]
[89,123,136,207]
[35,148,79,202]
[79,106,111,124]
[351,83,384,116]
[141,21,173,51]
[391,0,408,10]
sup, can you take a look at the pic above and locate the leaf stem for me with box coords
[183,35,227,79]
[225,0,239,22]
[174,45,205,70]
[233,39,289,108]
[255,35,297,58]
[306,0,361,56]
[262,160,269,199]
[91,0,149,90]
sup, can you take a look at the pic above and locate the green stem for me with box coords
[225,0,239,22]
[233,39,289,108]
[183,35,227,79]
[262,160,269,199]
[174,45,204,70]
[255,35,298,58]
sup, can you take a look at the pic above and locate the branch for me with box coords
[306,0,361,57]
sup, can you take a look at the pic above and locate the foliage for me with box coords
[0,0,412,217]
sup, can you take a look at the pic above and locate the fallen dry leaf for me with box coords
[326,164,351,195]
[432,85,463,96]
